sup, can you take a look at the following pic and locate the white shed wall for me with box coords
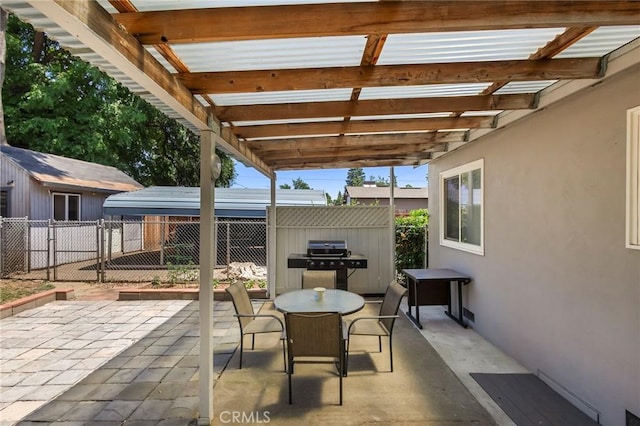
[0,155,31,218]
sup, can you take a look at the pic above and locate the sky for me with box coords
[231,160,429,199]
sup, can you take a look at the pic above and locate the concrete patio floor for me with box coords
[0,297,528,425]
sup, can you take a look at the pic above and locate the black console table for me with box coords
[402,268,472,328]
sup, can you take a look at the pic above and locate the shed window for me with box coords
[439,159,484,255]
[1,190,8,217]
[53,193,80,221]
[627,106,640,250]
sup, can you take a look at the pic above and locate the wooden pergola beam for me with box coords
[113,1,640,44]
[233,116,493,139]
[247,132,466,153]
[264,146,437,169]
[178,58,604,94]
[216,94,537,122]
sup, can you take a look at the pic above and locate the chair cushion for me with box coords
[244,317,283,334]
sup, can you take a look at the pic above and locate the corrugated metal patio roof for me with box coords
[1,1,638,176]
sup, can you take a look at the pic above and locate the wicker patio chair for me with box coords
[301,270,337,289]
[284,311,346,405]
[345,281,407,374]
[226,282,285,370]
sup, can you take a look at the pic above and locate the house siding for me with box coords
[29,184,108,221]
[428,64,640,425]
[0,154,31,218]
[352,197,427,212]
[0,154,113,221]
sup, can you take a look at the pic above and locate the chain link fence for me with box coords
[1,217,427,286]
[0,217,267,284]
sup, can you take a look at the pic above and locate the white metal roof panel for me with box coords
[99,0,369,13]
[494,80,558,94]
[231,117,344,126]
[555,26,640,58]
[174,36,366,72]
[351,112,455,120]
[211,89,353,106]
[359,83,491,100]
[461,110,502,116]
[378,29,565,65]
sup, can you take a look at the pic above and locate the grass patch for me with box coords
[0,282,55,304]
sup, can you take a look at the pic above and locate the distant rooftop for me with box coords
[103,186,327,217]
[345,186,428,200]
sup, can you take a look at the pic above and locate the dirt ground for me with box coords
[0,279,153,302]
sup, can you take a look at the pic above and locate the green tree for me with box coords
[369,175,390,187]
[346,168,365,186]
[333,190,344,205]
[291,177,311,189]
[280,178,311,190]
[395,209,429,274]
[2,15,236,187]
[0,8,8,145]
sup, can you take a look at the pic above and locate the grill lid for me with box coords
[307,240,348,256]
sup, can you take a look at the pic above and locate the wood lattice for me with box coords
[274,206,390,228]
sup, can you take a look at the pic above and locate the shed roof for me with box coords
[345,186,428,200]
[103,186,327,217]
[0,145,143,193]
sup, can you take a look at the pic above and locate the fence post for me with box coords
[107,219,113,263]
[96,220,101,282]
[225,222,231,280]
[51,220,56,281]
[160,218,165,266]
[424,225,429,268]
[0,217,3,277]
[26,220,31,272]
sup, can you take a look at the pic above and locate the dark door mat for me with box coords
[470,373,598,426]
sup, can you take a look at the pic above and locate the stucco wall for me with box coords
[428,65,640,425]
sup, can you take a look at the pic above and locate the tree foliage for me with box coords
[2,15,236,187]
[280,177,311,190]
[345,168,365,187]
[369,175,390,187]
[395,209,429,273]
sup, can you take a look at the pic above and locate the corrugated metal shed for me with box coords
[103,186,327,217]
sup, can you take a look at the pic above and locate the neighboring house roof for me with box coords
[103,186,328,217]
[0,145,143,193]
[345,186,428,200]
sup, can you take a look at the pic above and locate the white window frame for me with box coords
[626,106,640,250]
[52,192,81,221]
[439,159,484,255]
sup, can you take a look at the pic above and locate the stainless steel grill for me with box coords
[288,240,367,291]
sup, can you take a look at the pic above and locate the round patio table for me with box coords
[274,289,364,315]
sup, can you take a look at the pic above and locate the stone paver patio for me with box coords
[0,300,245,425]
